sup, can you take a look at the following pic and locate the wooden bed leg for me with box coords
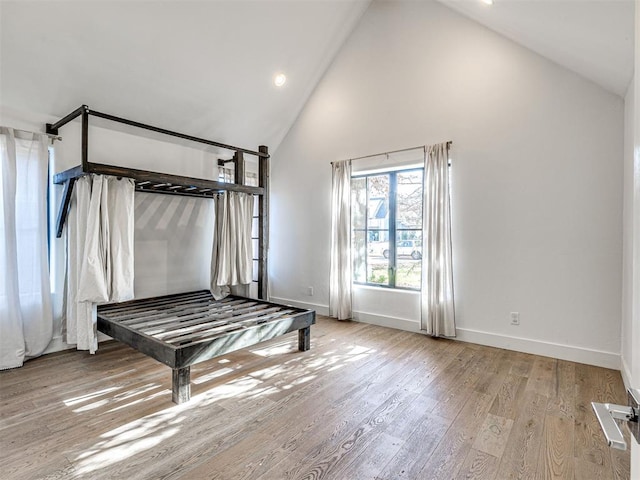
[298,327,311,352]
[172,367,191,404]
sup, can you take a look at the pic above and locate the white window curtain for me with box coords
[64,174,135,353]
[421,142,455,337]
[0,127,53,369]
[329,159,352,320]
[210,191,253,300]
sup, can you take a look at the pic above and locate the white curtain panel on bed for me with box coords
[421,142,455,337]
[65,174,135,353]
[0,127,53,370]
[329,159,352,320]
[210,191,253,300]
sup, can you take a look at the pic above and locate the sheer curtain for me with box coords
[421,142,455,337]
[0,127,53,369]
[329,160,352,320]
[65,174,135,353]
[210,191,253,300]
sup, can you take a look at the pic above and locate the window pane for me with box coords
[396,231,421,289]
[396,258,421,289]
[351,177,366,229]
[395,236,422,260]
[353,230,366,283]
[367,254,389,286]
[367,175,388,231]
[397,170,422,229]
[367,232,390,260]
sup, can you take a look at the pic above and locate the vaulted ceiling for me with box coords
[0,0,634,154]
[438,0,634,97]
[0,1,370,152]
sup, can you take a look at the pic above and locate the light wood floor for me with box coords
[0,316,630,480]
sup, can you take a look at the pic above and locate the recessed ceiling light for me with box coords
[481,0,493,4]
[274,73,287,87]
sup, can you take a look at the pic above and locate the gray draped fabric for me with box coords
[210,191,253,300]
[65,175,135,353]
[329,160,352,320]
[421,142,455,337]
[0,128,53,369]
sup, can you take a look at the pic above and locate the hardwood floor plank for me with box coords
[417,392,495,479]
[376,412,451,480]
[489,373,528,420]
[525,357,555,398]
[474,349,513,397]
[546,359,575,420]
[472,413,514,458]
[494,391,548,479]
[455,448,499,480]
[536,414,574,479]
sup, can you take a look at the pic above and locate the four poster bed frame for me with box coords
[48,105,315,404]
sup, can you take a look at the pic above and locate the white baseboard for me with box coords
[269,296,621,370]
[270,297,330,316]
[352,310,421,333]
[455,328,620,370]
[42,335,72,355]
[621,356,633,390]
[42,332,113,356]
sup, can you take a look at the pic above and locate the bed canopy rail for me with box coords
[46,105,269,158]
[49,104,270,300]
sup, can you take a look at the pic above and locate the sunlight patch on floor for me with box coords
[250,342,295,357]
[73,403,190,476]
[72,398,110,413]
[75,426,179,475]
[249,364,287,380]
[198,376,264,402]
[107,389,169,413]
[63,387,121,407]
[193,367,234,384]
[112,383,159,402]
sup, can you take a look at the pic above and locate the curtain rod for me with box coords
[331,141,452,165]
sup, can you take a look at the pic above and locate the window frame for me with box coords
[352,166,424,291]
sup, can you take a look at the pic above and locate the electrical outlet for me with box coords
[307,286,314,296]
[510,312,520,325]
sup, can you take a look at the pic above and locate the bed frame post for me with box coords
[234,150,244,185]
[55,177,76,238]
[298,327,311,351]
[81,105,89,171]
[258,145,269,300]
[172,367,191,404]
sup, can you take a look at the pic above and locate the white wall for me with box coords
[1,105,218,353]
[628,1,639,473]
[270,0,624,368]
[622,80,635,386]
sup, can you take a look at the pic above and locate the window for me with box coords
[352,168,423,290]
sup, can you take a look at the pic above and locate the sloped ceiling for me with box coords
[0,0,634,156]
[0,0,370,152]
[438,0,634,97]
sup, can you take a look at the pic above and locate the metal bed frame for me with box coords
[97,291,315,404]
[48,104,269,299]
[49,105,314,404]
